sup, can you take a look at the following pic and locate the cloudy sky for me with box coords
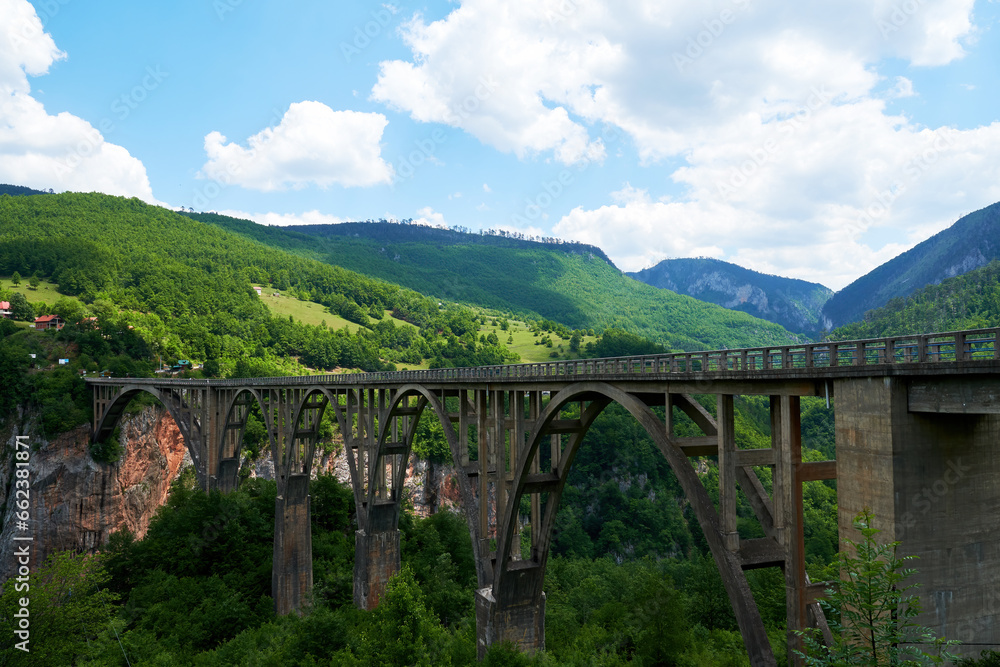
[3,0,999,289]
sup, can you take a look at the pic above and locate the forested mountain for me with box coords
[191,214,802,351]
[830,259,1000,340]
[821,201,1000,328]
[628,257,832,335]
[0,192,528,383]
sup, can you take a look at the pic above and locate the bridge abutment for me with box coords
[353,528,401,610]
[835,376,1000,655]
[475,588,545,660]
[273,473,313,615]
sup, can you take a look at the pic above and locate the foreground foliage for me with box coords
[797,509,960,666]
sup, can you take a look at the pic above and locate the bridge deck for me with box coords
[85,327,1000,389]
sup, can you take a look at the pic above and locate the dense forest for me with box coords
[0,193,533,383]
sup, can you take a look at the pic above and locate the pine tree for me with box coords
[797,508,960,666]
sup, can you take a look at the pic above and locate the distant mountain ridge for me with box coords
[829,259,1000,340]
[821,202,1000,328]
[628,257,833,335]
[0,184,51,196]
[283,221,615,264]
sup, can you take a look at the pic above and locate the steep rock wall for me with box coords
[0,406,190,578]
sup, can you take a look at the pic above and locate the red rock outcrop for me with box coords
[0,406,190,578]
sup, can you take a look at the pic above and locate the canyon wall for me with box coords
[0,406,189,578]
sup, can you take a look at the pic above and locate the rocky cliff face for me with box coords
[0,406,190,577]
[628,257,832,335]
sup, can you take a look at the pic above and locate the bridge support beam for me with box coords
[353,528,401,610]
[835,377,1000,655]
[475,588,545,660]
[273,473,313,615]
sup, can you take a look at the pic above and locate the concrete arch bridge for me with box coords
[88,328,1000,665]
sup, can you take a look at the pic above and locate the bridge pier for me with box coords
[273,473,313,615]
[353,528,401,610]
[835,376,1000,655]
[475,588,545,660]
[217,458,239,493]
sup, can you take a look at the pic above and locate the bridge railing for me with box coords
[87,328,1000,387]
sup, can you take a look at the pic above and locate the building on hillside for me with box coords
[0,301,10,318]
[34,314,65,330]
[254,286,263,296]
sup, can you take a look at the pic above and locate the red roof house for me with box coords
[34,314,65,330]
[0,301,9,318]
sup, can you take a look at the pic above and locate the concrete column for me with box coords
[353,528,401,610]
[773,395,806,663]
[217,458,239,493]
[475,587,545,660]
[205,388,220,493]
[835,377,1000,656]
[273,473,313,615]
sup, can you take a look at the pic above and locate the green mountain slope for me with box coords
[830,259,1000,340]
[0,192,526,375]
[193,216,801,351]
[822,201,1000,328]
[628,257,832,335]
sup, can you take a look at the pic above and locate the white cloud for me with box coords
[482,183,491,193]
[413,206,446,227]
[0,0,157,202]
[888,76,916,99]
[214,209,346,226]
[376,0,990,289]
[200,102,394,191]
[372,1,975,166]
[556,117,1000,290]
[371,4,609,164]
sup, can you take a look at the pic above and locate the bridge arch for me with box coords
[371,385,488,581]
[215,387,276,492]
[491,381,775,666]
[93,384,207,483]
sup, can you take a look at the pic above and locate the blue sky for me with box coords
[4,0,999,289]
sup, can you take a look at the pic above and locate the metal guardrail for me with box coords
[85,328,1000,388]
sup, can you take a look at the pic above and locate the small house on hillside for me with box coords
[0,301,10,318]
[253,286,263,296]
[34,314,64,330]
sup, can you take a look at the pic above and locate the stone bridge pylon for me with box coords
[90,327,1000,665]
